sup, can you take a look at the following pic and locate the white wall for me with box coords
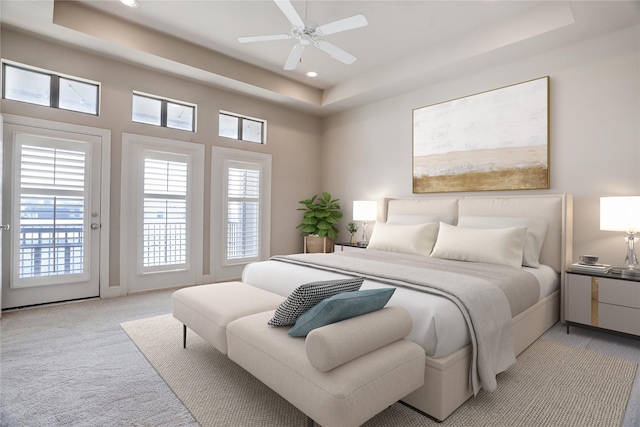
[0,28,324,286]
[323,25,640,267]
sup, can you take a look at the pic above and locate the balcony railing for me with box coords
[19,226,84,278]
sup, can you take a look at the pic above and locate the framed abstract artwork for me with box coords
[412,77,549,193]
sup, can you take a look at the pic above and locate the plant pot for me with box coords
[304,236,334,253]
[350,234,357,245]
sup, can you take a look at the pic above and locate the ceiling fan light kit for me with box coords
[238,0,368,71]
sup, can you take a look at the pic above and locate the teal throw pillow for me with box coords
[288,288,396,337]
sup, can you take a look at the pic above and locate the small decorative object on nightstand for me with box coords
[346,222,358,245]
[566,268,640,338]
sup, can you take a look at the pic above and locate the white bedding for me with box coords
[242,257,558,358]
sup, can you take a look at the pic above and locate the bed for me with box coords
[242,194,573,421]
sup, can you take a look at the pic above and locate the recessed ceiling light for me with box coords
[120,0,139,8]
[306,72,318,77]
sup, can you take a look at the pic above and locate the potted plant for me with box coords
[296,192,343,253]
[346,222,358,245]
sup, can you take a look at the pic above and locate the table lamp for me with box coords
[353,201,377,244]
[600,196,640,272]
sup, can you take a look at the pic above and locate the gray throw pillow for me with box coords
[267,277,364,326]
[288,288,395,337]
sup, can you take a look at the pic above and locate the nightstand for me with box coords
[566,269,640,338]
[334,242,368,252]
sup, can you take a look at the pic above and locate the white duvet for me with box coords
[242,258,558,358]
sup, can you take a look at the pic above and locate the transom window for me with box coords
[2,61,100,115]
[132,92,196,132]
[219,111,266,144]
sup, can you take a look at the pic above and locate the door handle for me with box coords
[0,224,9,231]
[91,223,99,230]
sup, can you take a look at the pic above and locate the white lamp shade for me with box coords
[600,196,640,232]
[353,201,377,222]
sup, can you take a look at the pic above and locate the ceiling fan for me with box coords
[238,0,368,71]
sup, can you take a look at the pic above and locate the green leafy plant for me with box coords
[296,192,343,240]
[346,222,358,234]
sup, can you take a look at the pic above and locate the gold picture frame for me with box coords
[412,77,549,193]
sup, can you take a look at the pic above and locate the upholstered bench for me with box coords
[227,306,426,427]
[171,281,285,354]
[172,282,426,426]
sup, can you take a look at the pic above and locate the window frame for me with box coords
[211,147,271,281]
[138,150,190,274]
[218,111,267,144]
[10,137,92,288]
[223,160,262,265]
[120,133,204,293]
[132,91,196,132]
[2,60,101,116]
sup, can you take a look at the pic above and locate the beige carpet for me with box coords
[121,314,637,427]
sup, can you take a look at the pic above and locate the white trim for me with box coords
[211,146,271,281]
[2,114,112,298]
[121,133,204,293]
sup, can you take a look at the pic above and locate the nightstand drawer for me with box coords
[599,278,640,309]
[334,243,367,252]
[599,303,640,335]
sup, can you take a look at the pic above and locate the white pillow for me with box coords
[456,216,548,268]
[430,222,527,269]
[367,222,439,256]
[387,214,455,225]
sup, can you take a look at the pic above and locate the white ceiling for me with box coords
[2,1,639,115]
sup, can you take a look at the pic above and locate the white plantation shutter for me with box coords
[14,141,89,284]
[121,133,204,292]
[140,152,189,271]
[225,161,260,262]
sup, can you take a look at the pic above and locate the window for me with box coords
[141,153,188,271]
[226,163,260,261]
[132,92,195,131]
[12,139,90,287]
[120,133,204,293]
[2,61,99,115]
[218,111,266,144]
[211,147,271,281]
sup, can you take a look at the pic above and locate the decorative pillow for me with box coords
[267,277,364,326]
[457,216,548,268]
[288,288,396,337]
[387,214,455,225]
[366,222,439,256]
[430,222,527,269]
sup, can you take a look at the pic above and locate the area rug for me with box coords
[121,314,637,427]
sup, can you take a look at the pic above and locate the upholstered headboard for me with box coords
[383,194,573,274]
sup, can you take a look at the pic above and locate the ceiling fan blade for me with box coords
[284,44,305,70]
[316,14,368,36]
[315,40,357,65]
[274,0,305,28]
[238,34,291,43]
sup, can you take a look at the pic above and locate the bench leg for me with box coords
[183,324,187,348]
